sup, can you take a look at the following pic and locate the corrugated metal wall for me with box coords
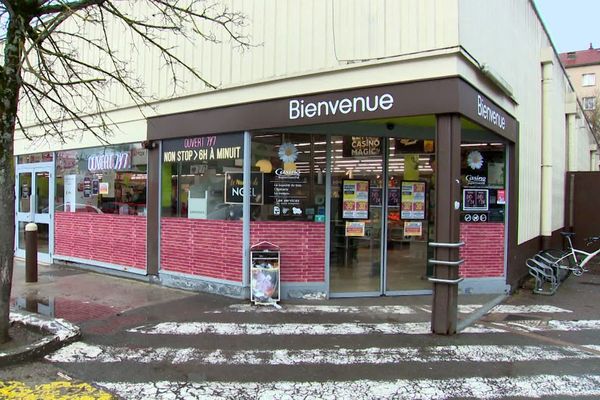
[17,0,458,129]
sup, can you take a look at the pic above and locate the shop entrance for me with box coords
[15,162,54,263]
[330,135,434,296]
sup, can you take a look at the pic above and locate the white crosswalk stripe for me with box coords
[212,304,573,315]
[44,303,600,399]
[97,374,600,400]
[47,341,600,364]
[127,319,600,336]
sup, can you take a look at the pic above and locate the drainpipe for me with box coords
[540,48,553,248]
[565,92,578,172]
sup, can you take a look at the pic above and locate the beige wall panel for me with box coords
[150,53,460,118]
[333,0,458,60]
[17,0,460,143]
[14,115,147,155]
[15,50,460,154]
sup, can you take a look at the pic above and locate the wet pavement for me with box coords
[6,260,600,399]
[10,260,197,335]
[9,259,503,333]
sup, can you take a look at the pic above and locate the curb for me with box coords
[0,310,81,367]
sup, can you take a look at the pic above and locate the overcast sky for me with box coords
[534,0,600,53]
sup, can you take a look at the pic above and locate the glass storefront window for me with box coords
[251,133,326,221]
[55,144,147,215]
[17,152,53,164]
[460,143,506,222]
[161,133,244,220]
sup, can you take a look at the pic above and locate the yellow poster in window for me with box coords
[345,221,366,237]
[404,221,423,236]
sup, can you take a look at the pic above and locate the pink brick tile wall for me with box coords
[159,219,325,283]
[459,222,505,278]
[54,212,147,270]
[160,218,243,281]
[251,221,325,283]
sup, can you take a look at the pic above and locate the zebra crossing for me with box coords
[45,302,600,399]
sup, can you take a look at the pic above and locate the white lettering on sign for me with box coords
[466,175,487,185]
[289,94,394,120]
[88,152,131,172]
[477,95,506,130]
[351,137,380,156]
[274,168,301,178]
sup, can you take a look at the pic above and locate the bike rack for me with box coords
[527,234,600,295]
[526,250,568,295]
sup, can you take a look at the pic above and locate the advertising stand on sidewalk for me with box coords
[250,241,281,305]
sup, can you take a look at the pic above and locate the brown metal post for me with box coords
[25,222,38,283]
[146,141,160,277]
[431,114,462,335]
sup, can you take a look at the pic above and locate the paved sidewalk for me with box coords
[9,260,504,335]
[4,258,506,370]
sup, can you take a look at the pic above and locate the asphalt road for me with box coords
[3,268,600,399]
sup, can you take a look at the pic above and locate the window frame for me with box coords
[582,73,596,87]
[583,96,596,111]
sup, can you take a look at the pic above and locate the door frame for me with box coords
[15,161,54,263]
[328,134,433,297]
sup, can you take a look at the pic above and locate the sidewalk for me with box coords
[6,260,505,363]
[10,260,504,330]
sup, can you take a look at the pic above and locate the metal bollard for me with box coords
[25,222,38,283]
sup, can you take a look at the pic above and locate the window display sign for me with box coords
[163,133,243,163]
[388,188,400,207]
[345,221,366,237]
[404,221,423,236]
[271,169,307,208]
[463,150,488,186]
[463,188,489,211]
[342,136,382,157]
[488,162,504,187]
[496,189,506,205]
[400,181,426,220]
[99,182,109,195]
[83,177,92,198]
[224,172,264,205]
[403,154,420,181]
[370,187,382,207]
[342,180,369,219]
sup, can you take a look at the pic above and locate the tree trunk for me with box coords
[0,141,15,344]
[0,15,26,344]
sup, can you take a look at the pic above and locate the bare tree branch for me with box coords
[0,0,252,343]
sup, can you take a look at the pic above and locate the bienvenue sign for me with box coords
[289,93,394,120]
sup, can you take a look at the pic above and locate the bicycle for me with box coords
[550,232,600,276]
[527,232,600,295]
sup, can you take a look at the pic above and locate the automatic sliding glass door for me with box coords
[329,136,383,295]
[384,139,434,293]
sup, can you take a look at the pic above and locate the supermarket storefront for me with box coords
[144,76,517,298]
[15,77,517,299]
